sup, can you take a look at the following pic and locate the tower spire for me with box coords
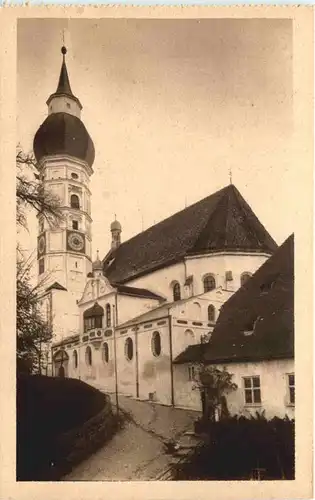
[55,46,73,97]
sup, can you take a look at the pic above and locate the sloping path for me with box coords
[64,394,201,481]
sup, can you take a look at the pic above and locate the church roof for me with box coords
[174,234,294,365]
[115,284,165,301]
[103,184,278,284]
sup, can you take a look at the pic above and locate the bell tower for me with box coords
[34,47,95,340]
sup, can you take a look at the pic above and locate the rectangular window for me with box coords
[288,373,295,405]
[38,258,44,275]
[188,365,196,381]
[243,376,261,405]
[72,220,79,230]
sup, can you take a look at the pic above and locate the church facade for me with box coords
[35,48,285,413]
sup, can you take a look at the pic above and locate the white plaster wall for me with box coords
[50,289,80,343]
[48,95,81,118]
[126,261,185,302]
[116,294,161,325]
[185,253,269,295]
[116,330,137,397]
[174,359,295,418]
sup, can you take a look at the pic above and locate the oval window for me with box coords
[125,337,133,361]
[152,331,161,357]
[71,172,78,180]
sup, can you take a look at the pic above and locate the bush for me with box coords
[176,415,295,480]
[17,374,114,480]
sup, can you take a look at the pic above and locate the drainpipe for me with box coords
[112,303,119,415]
[135,325,140,399]
[168,311,175,406]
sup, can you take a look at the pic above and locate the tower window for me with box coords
[67,103,71,109]
[72,220,79,230]
[70,194,80,209]
[71,172,78,180]
[203,274,216,292]
[173,282,181,302]
[39,258,44,275]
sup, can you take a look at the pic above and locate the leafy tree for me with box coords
[16,147,63,373]
[193,364,237,422]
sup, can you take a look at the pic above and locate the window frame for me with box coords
[85,346,92,366]
[208,304,216,323]
[125,337,134,361]
[151,331,161,357]
[106,304,111,327]
[70,194,80,209]
[243,376,262,406]
[38,257,45,275]
[188,365,196,381]
[287,373,295,406]
[173,282,181,302]
[73,350,78,369]
[103,342,109,364]
[203,274,216,293]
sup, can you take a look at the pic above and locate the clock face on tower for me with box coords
[37,234,46,257]
[66,230,85,253]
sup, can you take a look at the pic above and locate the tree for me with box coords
[16,147,63,230]
[16,147,63,374]
[193,364,237,422]
[16,251,53,374]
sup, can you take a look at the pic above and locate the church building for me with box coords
[34,48,289,413]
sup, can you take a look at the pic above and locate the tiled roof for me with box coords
[115,284,165,301]
[103,185,278,284]
[174,234,294,365]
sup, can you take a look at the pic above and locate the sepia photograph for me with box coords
[10,10,311,490]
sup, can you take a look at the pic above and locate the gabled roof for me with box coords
[45,281,67,292]
[174,234,294,365]
[115,284,165,301]
[103,185,278,284]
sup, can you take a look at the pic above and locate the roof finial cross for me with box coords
[229,167,233,185]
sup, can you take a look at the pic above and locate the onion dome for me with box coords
[33,46,95,167]
[34,112,95,167]
[92,250,103,271]
[111,219,122,232]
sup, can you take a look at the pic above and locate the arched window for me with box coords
[208,304,216,323]
[106,304,111,327]
[173,282,181,302]
[184,329,195,345]
[70,194,80,209]
[103,342,109,363]
[241,272,252,287]
[125,337,133,361]
[203,274,216,292]
[85,346,92,366]
[151,331,161,357]
[73,350,78,369]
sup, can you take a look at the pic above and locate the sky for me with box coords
[17,18,294,263]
